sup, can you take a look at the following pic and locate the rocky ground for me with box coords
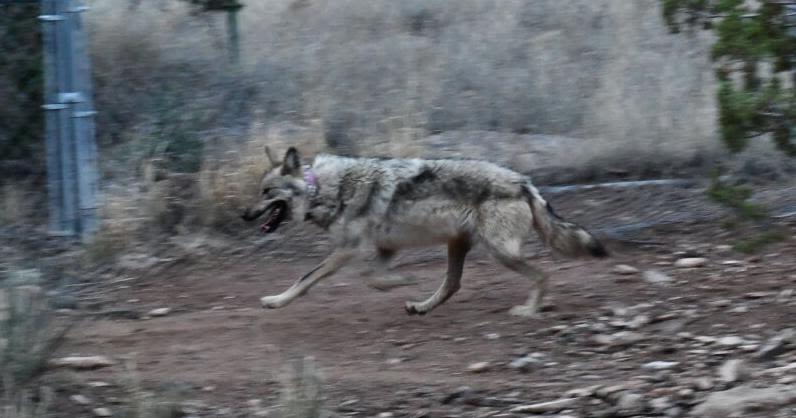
[6,182,796,418]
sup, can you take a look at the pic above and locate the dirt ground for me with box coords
[48,184,796,417]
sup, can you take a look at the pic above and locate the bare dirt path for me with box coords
[54,186,796,417]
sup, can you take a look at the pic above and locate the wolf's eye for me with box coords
[262,188,272,196]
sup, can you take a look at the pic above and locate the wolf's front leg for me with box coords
[261,249,354,309]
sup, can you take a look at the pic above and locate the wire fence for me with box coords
[1,0,99,239]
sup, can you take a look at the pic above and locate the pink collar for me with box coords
[303,166,318,196]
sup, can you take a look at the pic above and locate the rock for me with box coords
[613,264,639,275]
[442,386,476,405]
[692,385,796,418]
[92,408,112,417]
[148,307,171,317]
[649,396,672,412]
[87,381,111,388]
[692,377,715,391]
[70,394,91,405]
[509,356,541,372]
[566,385,602,398]
[755,329,794,361]
[716,336,745,347]
[718,359,748,383]
[593,331,645,348]
[642,361,679,371]
[467,362,491,373]
[642,270,673,285]
[377,413,394,418]
[50,356,115,370]
[674,257,708,268]
[615,392,645,413]
[509,398,577,413]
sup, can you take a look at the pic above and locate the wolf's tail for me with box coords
[523,183,608,258]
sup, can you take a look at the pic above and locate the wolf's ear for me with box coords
[281,147,301,176]
[264,146,279,167]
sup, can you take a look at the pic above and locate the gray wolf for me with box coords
[242,147,607,317]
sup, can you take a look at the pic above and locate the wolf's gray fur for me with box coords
[242,147,607,317]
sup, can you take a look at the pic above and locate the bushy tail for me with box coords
[523,183,608,258]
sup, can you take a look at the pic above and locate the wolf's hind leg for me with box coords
[484,236,549,318]
[405,237,470,315]
[363,248,417,291]
[261,249,354,309]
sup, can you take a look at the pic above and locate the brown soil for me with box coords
[49,185,796,417]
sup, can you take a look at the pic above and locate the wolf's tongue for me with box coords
[259,207,281,234]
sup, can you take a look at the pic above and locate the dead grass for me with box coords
[0,273,69,418]
[277,356,324,418]
[0,185,33,226]
[79,0,730,244]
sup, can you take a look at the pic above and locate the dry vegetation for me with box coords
[73,0,727,251]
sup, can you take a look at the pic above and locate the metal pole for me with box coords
[67,0,99,239]
[40,0,64,234]
[226,6,241,65]
[54,0,78,236]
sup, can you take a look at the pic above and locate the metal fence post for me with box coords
[38,0,99,240]
[39,0,65,234]
[67,0,99,239]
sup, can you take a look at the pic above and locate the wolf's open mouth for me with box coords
[260,201,288,233]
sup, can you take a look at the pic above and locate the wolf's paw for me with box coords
[260,296,284,309]
[509,304,541,319]
[404,301,427,316]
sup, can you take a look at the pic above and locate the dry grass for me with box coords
[79,0,729,242]
[0,185,33,226]
[119,360,184,418]
[277,356,325,418]
[86,0,719,168]
[0,273,69,418]
[0,386,52,418]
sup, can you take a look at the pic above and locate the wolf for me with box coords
[242,147,608,317]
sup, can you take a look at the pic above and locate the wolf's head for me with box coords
[241,146,309,233]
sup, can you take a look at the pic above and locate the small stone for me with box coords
[693,377,714,391]
[467,362,491,373]
[566,385,601,398]
[50,356,115,370]
[674,257,708,268]
[642,361,679,371]
[755,329,794,361]
[744,291,771,299]
[148,307,171,317]
[70,395,91,405]
[777,289,794,302]
[649,396,672,412]
[613,265,639,275]
[716,336,745,347]
[615,392,645,413]
[509,398,577,413]
[87,381,111,388]
[509,356,540,372]
[692,385,796,418]
[484,333,500,340]
[643,270,673,285]
[377,413,394,418]
[718,359,748,383]
[92,408,112,417]
[442,386,475,405]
